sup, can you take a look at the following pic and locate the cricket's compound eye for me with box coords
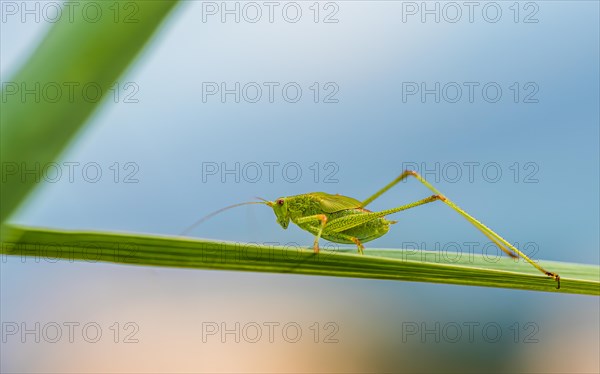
[277,199,284,205]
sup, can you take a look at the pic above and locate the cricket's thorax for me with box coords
[285,194,326,218]
[285,193,394,244]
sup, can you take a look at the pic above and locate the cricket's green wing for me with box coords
[310,192,364,213]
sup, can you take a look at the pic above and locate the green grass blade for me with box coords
[2,224,598,296]
[0,1,179,223]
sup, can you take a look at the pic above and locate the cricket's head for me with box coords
[266,197,290,229]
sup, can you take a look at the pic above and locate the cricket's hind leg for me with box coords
[361,170,560,289]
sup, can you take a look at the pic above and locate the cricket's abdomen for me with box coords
[298,208,393,244]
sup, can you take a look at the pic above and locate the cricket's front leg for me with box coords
[294,214,328,253]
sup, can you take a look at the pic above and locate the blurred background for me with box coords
[1,1,598,372]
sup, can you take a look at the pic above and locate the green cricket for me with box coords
[183,170,560,289]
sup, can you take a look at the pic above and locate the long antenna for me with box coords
[180,201,268,236]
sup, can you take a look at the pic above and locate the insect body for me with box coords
[270,192,396,252]
[184,170,560,288]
